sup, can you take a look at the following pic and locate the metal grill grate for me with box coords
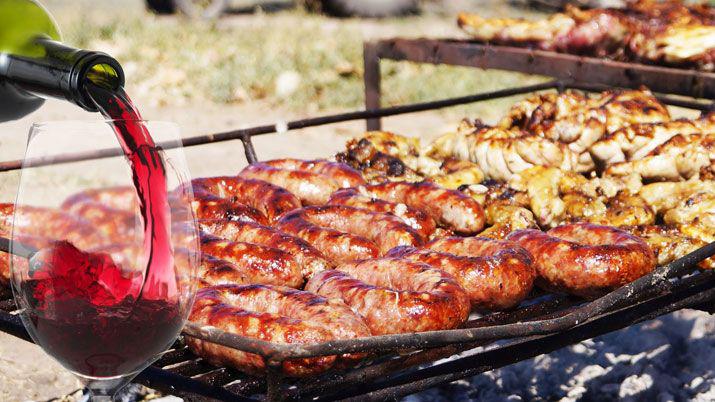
[0,42,714,400]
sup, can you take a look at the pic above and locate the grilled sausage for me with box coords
[188,176,301,223]
[65,202,137,244]
[507,223,656,298]
[61,186,137,212]
[0,203,110,284]
[304,257,470,335]
[188,195,268,225]
[0,203,107,249]
[327,187,437,239]
[388,236,536,310]
[187,284,371,377]
[276,205,423,264]
[239,163,338,205]
[262,159,365,188]
[199,219,332,279]
[363,181,486,234]
[200,236,304,288]
[0,234,52,285]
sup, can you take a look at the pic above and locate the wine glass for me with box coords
[8,120,199,401]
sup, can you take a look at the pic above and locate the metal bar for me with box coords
[136,365,257,402]
[1,77,709,173]
[290,296,576,400]
[0,81,559,173]
[363,42,382,131]
[240,134,259,164]
[566,81,713,111]
[371,39,715,99]
[182,322,281,358]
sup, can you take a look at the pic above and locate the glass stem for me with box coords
[79,376,128,402]
[89,393,113,402]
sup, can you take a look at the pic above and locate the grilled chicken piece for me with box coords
[591,118,710,165]
[663,191,715,243]
[500,91,605,156]
[605,132,715,181]
[457,8,629,56]
[459,2,715,70]
[463,180,531,211]
[426,159,484,190]
[336,131,422,183]
[499,89,669,168]
[355,131,421,165]
[426,119,592,181]
[585,192,656,227]
[461,181,537,239]
[633,25,715,70]
[596,88,671,133]
[457,12,577,51]
[621,224,714,269]
[508,166,570,227]
[476,205,539,239]
[509,166,654,228]
[501,89,671,136]
[639,180,715,213]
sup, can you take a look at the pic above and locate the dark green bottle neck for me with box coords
[0,37,125,112]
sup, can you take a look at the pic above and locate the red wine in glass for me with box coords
[24,241,183,377]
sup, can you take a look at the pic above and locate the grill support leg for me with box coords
[240,134,259,164]
[364,42,382,131]
[265,360,285,402]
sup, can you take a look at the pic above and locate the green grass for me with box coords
[51,4,545,113]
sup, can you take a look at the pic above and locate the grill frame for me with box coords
[362,38,715,130]
[0,41,714,401]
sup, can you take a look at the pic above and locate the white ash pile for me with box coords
[408,309,715,401]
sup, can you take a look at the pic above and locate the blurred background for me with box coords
[44,0,542,112]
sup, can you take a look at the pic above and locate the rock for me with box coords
[275,71,301,98]
[619,373,654,399]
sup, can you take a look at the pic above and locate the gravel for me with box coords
[408,309,715,401]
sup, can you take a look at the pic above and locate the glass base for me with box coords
[75,372,137,402]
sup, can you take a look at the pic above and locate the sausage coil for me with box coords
[328,187,436,239]
[305,257,470,334]
[187,284,371,377]
[199,219,331,279]
[188,176,300,222]
[276,205,422,264]
[262,159,365,188]
[507,223,656,297]
[363,181,486,234]
[189,196,268,225]
[388,236,536,310]
[201,236,304,288]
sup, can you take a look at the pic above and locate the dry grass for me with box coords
[45,1,546,115]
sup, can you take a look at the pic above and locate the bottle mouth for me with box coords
[71,52,125,112]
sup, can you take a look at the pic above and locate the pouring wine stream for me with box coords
[84,83,177,301]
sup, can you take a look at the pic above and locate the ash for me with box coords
[407,309,715,402]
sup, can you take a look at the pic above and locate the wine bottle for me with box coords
[0,0,125,122]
